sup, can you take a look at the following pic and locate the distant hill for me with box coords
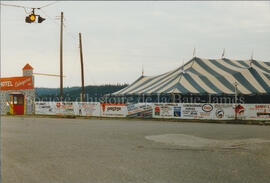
[35,84,128,101]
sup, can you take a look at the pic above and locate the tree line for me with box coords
[35,84,128,101]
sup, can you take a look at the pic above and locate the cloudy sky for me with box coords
[1,1,270,88]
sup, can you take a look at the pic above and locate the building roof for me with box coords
[22,64,33,70]
[112,57,270,96]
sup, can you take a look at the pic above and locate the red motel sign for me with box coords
[0,76,34,91]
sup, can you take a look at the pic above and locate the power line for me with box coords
[0,2,30,14]
[64,27,78,41]
[40,9,78,42]
[1,1,59,16]
[37,2,58,10]
[0,2,28,8]
[2,1,77,41]
[0,2,58,10]
[39,9,59,26]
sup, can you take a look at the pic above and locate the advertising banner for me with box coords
[127,103,153,118]
[153,103,179,118]
[55,102,75,115]
[152,103,235,120]
[100,103,127,117]
[36,102,270,120]
[239,104,270,120]
[212,104,234,120]
[73,102,100,116]
[36,102,100,116]
[35,102,57,115]
[0,76,34,90]
[181,103,235,120]
[182,103,211,119]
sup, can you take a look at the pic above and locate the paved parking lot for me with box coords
[1,117,270,183]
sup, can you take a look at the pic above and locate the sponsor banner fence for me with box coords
[153,103,179,118]
[55,102,75,115]
[234,104,270,120]
[36,102,57,115]
[74,102,101,117]
[153,103,240,120]
[36,102,100,116]
[100,103,127,117]
[127,103,153,118]
[35,102,270,120]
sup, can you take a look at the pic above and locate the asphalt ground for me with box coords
[1,117,270,183]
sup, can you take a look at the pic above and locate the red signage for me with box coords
[0,76,34,91]
[100,103,126,112]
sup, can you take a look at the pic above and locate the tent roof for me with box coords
[112,57,270,96]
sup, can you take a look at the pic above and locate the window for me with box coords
[17,96,24,105]
[14,96,17,104]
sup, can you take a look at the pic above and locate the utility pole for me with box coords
[60,11,63,101]
[79,32,85,102]
[234,81,238,120]
[221,48,225,59]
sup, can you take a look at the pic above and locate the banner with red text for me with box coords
[1,76,34,90]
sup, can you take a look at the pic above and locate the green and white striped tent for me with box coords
[113,57,270,96]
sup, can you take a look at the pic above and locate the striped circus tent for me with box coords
[112,57,270,96]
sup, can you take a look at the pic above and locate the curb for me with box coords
[2,114,270,126]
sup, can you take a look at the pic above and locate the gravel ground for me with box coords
[1,117,270,183]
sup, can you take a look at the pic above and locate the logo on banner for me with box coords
[155,107,160,116]
[173,107,181,117]
[202,104,213,112]
[216,109,224,118]
[100,103,126,112]
[107,107,121,112]
[56,102,61,108]
[235,104,244,114]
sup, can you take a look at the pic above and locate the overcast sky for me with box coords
[1,1,270,88]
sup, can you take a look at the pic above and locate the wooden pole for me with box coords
[79,32,85,102]
[60,11,63,101]
[234,81,238,120]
